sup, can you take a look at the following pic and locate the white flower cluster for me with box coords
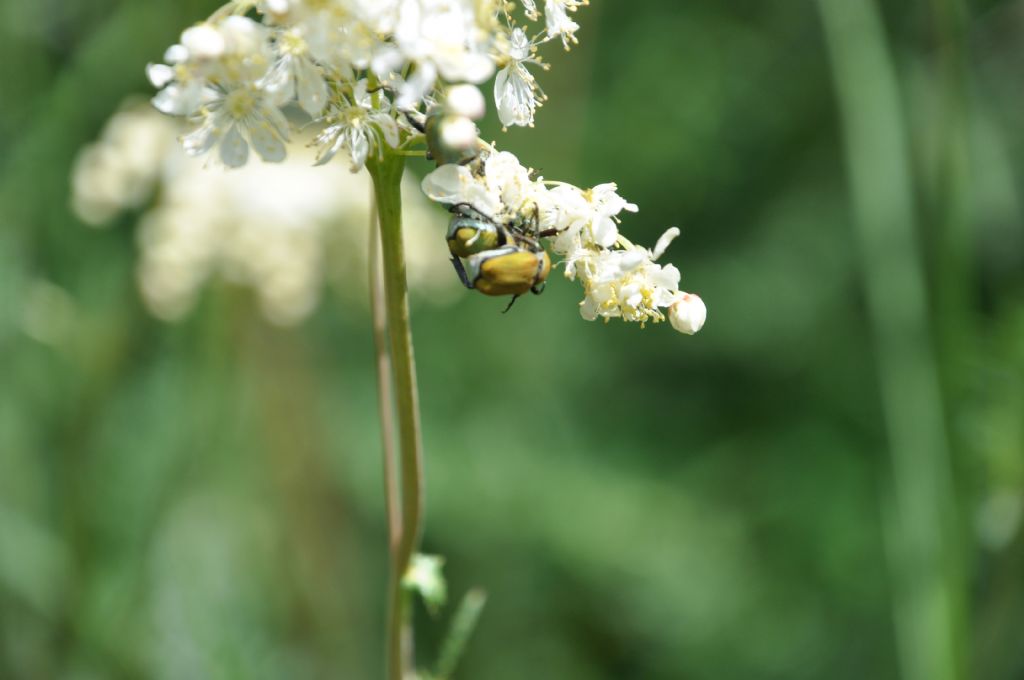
[148,0,585,169]
[150,0,705,334]
[71,104,453,325]
[422,148,706,333]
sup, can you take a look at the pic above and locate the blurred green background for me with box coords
[2,0,1024,678]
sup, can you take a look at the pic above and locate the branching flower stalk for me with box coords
[148,1,707,677]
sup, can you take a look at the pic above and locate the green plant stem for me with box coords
[369,191,403,556]
[817,2,966,680]
[367,151,424,680]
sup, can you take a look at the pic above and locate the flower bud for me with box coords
[439,115,478,151]
[446,84,486,120]
[264,0,290,16]
[163,44,189,64]
[181,23,225,60]
[669,293,706,335]
[219,16,265,55]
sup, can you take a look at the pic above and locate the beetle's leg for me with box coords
[449,202,481,218]
[502,295,521,314]
[530,252,548,296]
[450,256,473,290]
[402,110,427,133]
[451,202,500,225]
[536,228,562,239]
[510,233,538,250]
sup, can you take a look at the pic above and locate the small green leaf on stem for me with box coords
[435,588,488,680]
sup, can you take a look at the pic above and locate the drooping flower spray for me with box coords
[148,0,705,676]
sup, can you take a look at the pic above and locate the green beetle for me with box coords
[446,206,509,258]
[452,245,551,298]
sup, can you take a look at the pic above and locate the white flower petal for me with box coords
[651,263,681,290]
[348,129,370,171]
[181,121,218,157]
[374,114,401,148]
[591,215,619,248]
[250,122,286,163]
[544,0,580,47]
[219,125,250,168]
[296,58,328,116]
[371,46,404,77]
[421,164,471,203]
[494,64,536,128]
[146,63,174,88]
[652,227,680,260]
[262,103,291,139]
[397,62,437,109]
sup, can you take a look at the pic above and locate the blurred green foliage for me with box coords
[2,0,1024,678]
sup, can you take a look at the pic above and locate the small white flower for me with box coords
[149,67,209,117]
[150,16,277,121]
[183,84,290,168]
[540,181,637,255]
[544,0,584,49]
[312,80,400,171]
[420,149,540,219]
[574,245,682,326]
[263,27,329,116]
[494,28,545,128]
[389,0,495,108]
[402,554,447,615]
[422,163,500,216]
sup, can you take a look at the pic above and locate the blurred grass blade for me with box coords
[434,588,487,680]
[816,2,967,680]
[0,504,68,617]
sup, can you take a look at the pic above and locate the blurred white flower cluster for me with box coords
[422,149,707,333]
[71,103,452,325]
[147,0,583,169]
